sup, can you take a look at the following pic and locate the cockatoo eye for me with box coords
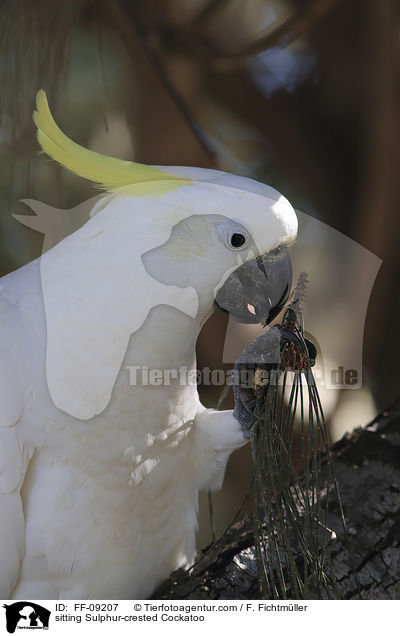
[229,232,246,248]
[219,221,250,251]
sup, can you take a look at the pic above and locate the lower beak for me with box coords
[214,246,292,325]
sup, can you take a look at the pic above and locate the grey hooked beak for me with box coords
[214,246,292,325]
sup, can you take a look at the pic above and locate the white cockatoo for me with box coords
[0,91,297,600]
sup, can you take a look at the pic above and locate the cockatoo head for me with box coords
[34,91,296,324]
[141,189,295,326]
[32,91,297,419]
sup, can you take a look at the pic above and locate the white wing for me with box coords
[0,267,38,598]
[0,426,32,598]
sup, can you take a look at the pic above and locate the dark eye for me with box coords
[230,233,246,248]
[219,221,249,251]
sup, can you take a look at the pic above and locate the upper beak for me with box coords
[214,246,292,325]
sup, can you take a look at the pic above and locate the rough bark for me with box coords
[153,399,400,600]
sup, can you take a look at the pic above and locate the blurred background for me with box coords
[1,0,399,546]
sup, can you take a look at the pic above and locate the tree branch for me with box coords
[154,399,400,599]
[121,0,217,162]
[211,0,341,70]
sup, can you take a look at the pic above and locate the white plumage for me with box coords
[0,92,297,599]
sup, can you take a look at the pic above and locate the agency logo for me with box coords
[13,198,381,417]
[2,603,50,633]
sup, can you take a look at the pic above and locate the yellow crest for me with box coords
[33,90,191,194]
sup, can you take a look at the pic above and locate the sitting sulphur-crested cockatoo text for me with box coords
[0,91,297,599]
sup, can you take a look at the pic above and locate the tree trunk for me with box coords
[153,399,400,600]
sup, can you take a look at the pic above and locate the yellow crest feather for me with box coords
[33,90,191,194]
